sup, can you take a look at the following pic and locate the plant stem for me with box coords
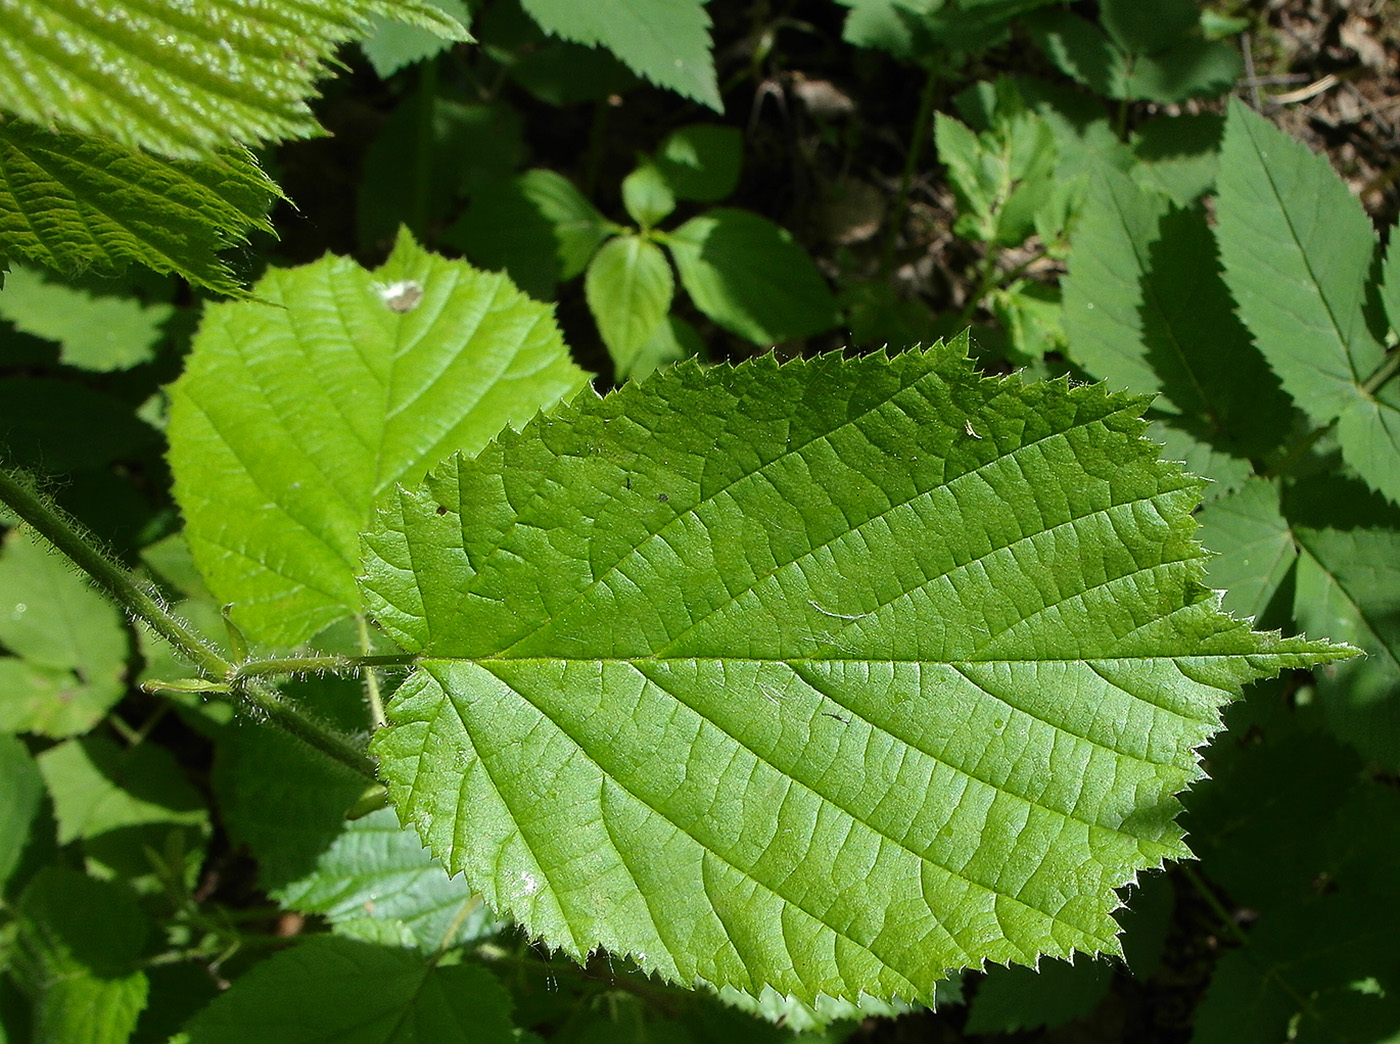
[1361,348,1400,397]
[0,462,377,781]
[358,614,388,728]
[880,59,941,278]
[410,56,439,237]
[234,653,417,681]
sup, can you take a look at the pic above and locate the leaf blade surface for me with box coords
[363,345,1348,1002]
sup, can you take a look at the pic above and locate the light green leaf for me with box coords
[1382,239,1400,338]
[11,867,149,1044]
[585,235,675,380]
[1288,476,1400,767]
[1336,382,1400,507]
[0,0,470,160]
[0,528,127,737]
[1198,479,1296,623]
[37,735,209,890]
[1060,168,1291,458]
[0,734,43,894]
[1215,99,1384,424]
[0,121,278,295]
[621,163,677,229]
[363,344,1351,1004]
[181,936,514,1044]
[361,0,473,79]
[0,265,172,371]
[664,208,838,345]
[167,229,589,647]
[629,315,703,383]
[518,0,719,110]
[656,124,743,203]
[275,806,500,951]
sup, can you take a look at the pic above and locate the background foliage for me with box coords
[1,0,1399,1042]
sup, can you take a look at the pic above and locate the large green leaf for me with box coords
[181,936,513,1044]
[517,0,719,110]
[0,0,469,160]
[362,343,1350,1004]
[0,121,277,295]
[0,734,43,894]
[167,229,589,647]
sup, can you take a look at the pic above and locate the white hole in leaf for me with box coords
[374,279,424,313]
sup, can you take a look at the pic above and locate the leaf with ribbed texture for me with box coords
[1215,100,1383,423]
[275,807,500,951]
[362,341,1352,1004]
[181,936,514,1044]
[518,0,719,111]
[1061,167,1289,459]
[1198,479,1295,623]
[0,0,469,160]
[0,121,277,295]
[167,229,589,647]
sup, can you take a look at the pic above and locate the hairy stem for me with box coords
[0,462,377,780]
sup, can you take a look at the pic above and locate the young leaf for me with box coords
[584,235,675,380]
[621,163,677,229]
[0,265,173,372]
[517,0,720,111]
[0,122,278,296]
[0,529,127,737]
[167,230,589,647]
[180,936,514,1044]
[1215,99,1384,422]
[664,209,838,345]
[275,807,499,951]
[0,0,470,160]
[362,343,1351,1004]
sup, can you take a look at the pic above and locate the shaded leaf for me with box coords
[965,958,1112,1033]
[275,806,500,951]
[1198,479,1296,623]
[167,229,589,647]
[0,0,469,160]
[11,867,149,1044]
[1215,99,1383,423]
[0,735,43,894]
[182,937,514,1044]
[0,265,172,372]
[655,124,743,203]
[0,529,127,737]
[518,0,719,110]
[0,121,277,295]
[363,344,1350,1003]
[1061,168,1290,458]
[584,235,674,380]
[361,0,473,79]
[665,209,837,345]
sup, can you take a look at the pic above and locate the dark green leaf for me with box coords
[656,125,743,203]
[664,209,838,344]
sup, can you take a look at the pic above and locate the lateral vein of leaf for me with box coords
[498,374,1123,659]
[483,653,1134,931]
[181,389,358,573]
[462,661,1002,972]
[187,528,347,606]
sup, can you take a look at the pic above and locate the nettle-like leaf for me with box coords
[362,342,1350,1004]
[0,121,277,295]
[518,0,720,111]
[1215,99,1400,504]
[167,229,589,647]
[0,0,469,160]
